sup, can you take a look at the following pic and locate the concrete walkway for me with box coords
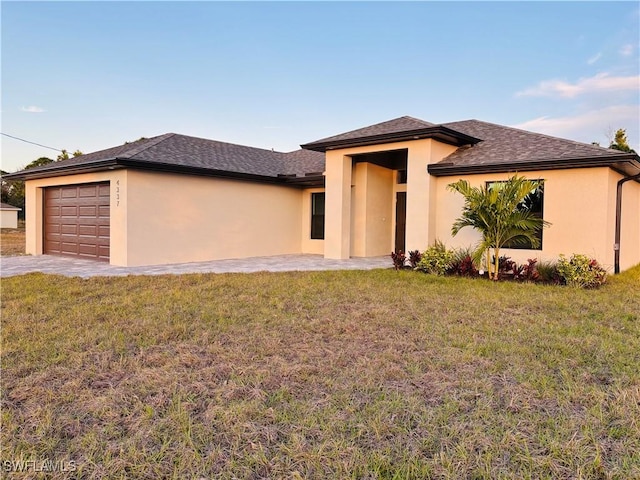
[0,254,391,278]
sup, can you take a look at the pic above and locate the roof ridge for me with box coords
[401,115,435,126]
[121,133,176,158]
[449,119,624,155]
[170,133,286,156]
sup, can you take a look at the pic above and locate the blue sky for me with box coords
[2,1,639,172]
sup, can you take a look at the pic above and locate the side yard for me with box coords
[1,221,25,256]
[1,267,639,479]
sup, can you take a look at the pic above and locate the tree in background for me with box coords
[609,128,636,154]
[57,149,83,161]
[448,175,550,280]
[1,151,82,219]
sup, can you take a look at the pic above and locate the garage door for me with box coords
[44,183,110,261]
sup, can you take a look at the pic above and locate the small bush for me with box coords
[517,258,540,282]
[390,251,406,270]
[408,250,422,269]
[494,255,517,279]
[448,247,478,277]
[557,254,608,288]
[417,241,455,276]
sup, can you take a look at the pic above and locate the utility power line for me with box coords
[1,132,63,152]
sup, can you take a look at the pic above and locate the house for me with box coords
[0,202,21,229]
[6,116,640,272]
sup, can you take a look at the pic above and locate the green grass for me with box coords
[2,266,639,479]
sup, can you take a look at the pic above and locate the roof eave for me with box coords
[427,155,640,178]
[282,174,325,188]
[301,126,481,153]
[117,159,293,185]
[2,159,122,180]
[6,157,324,188]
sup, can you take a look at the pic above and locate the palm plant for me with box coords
[448,175,550,280]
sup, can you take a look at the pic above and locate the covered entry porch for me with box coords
[321,138,458,259]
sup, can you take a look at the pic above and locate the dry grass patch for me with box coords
[1,221,26,256]
[2,267,640,479]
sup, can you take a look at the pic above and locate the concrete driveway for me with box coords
[0,254,391,278]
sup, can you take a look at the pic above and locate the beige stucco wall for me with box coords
[25,170,305,267]
[609,169,640,271]
[0,210,19,229]
[433,167,640,272]
[351,162,394,257]
[324,151,352,259]
[24,171,128,265]
[406,140,458,252]
[125,170,303,266]
[323,139,457,259]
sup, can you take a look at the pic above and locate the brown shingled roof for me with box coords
[306,116,436,144]
[6,116,638,183]
[442,120,627,165]
[9,133,325,183]
[301,116,480,152]
[428,119,639,176]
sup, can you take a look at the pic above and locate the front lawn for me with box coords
[2,267,639,479]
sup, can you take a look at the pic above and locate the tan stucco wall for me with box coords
[0,210,19,229]
[351,162,394,257]
[433,167,640,272]
[406,140,458,252]
[301,187,325,255]
[609,169,640,271]
[324,151,352,259]
[24,171,128,265]
[25,170,305,267]
[323,139,457,259]
[125,170,303,266]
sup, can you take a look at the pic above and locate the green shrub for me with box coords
[556,254,608,288]
[417,241,455,275]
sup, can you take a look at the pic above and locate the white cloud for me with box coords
[619,44,634,56]
[515,73,639,98]
[587,53,602,65]
[512,105,639,148]
[20,106,45,113]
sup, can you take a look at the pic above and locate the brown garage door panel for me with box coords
[61,188,79,199]
[61,224,78,235]
[44,182,110,261]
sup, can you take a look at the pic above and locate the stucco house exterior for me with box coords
[7,116,640,272]
[0,202,21,229]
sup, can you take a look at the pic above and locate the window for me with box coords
[397,169,407,184]
[310,192,325,240]
[487,179,544,250]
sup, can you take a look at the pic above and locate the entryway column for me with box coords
[405,141,432,251]
[324,151,352,259]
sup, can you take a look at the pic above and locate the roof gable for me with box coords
[306,116,435,144]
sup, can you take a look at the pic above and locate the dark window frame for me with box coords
[310,192,325,240]
[486,179,545,250]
